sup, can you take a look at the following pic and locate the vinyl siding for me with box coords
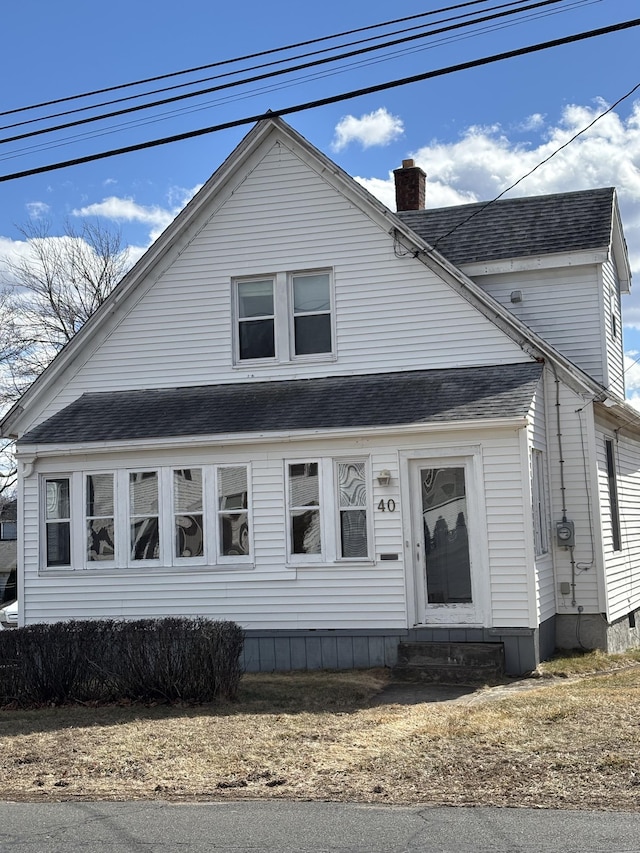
[468,266,605,384]
[602,257,625,399]
[28,140,526,431]
[528,378,555,623]
[595,418,640,622]
[21,426,535,631]
[545,374,603,613]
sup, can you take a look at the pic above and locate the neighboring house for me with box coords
[1,116,639,675]
[0,498,17,598]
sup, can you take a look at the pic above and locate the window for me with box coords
[605,438,622,551]
[337,461,368,558]
[234,270,333,363]
[531,450,548,557]
[237,278,275,360]
[129,472,160,561]
[288,462,321,556]
[45,478,71,567]
[286,457,370,563]
[174,469,204,559]
[292,273,332,356]
[0,521,16,541]
[86,473,115,562]
[42,465,252,571]
[217,467,250,558]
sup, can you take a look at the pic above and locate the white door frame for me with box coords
[400,446,489,627]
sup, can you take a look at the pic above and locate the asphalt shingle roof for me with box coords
[396,187,614,267]
[19,363,543,445]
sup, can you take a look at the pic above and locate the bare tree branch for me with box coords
[0,218,130,495]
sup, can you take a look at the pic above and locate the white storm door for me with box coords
[410,456,484,625]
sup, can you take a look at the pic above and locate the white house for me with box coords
[2,116,639,675]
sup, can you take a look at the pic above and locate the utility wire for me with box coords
[431,79,640,252]
[0,0,575,148]
[0,0,549,134]
[0,16,637,184]
[0,0,520,120]
[0,0,592,164]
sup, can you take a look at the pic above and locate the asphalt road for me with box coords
[1,801,640,852]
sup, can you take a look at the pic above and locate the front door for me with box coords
[410,458,482,625]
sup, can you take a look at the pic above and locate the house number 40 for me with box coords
[377,499,396,512]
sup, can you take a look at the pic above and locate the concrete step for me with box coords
[393,641,505,684]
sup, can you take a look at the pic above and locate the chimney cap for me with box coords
[401,159,415,168]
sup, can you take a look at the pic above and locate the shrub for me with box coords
[0,617,244,706]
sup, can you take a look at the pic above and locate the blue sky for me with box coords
[1,0,640,396]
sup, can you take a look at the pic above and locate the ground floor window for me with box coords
[41,465,252,570]
[286,457,371,563]
[605,438,622,551]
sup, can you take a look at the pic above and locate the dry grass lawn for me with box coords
[2,654,640,808]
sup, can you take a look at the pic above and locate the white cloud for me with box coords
[72,184,201,244]
[332,108,404,151]
[72,197,173,230]
[25,201,49,218]
[357,100,640,321]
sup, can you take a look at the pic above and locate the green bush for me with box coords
[0,617,244,706]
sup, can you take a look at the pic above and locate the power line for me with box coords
[0,0,545,134]
[0,0,575,148]
[0,0,593,165]
[431,79,640,252]
[0,0,504,119]
[0,16,638,184]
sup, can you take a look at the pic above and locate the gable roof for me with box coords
[18,363,542,446]
[396,188,617,267]
[0,117,626,439]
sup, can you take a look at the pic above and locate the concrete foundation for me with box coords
[556,608,640,654]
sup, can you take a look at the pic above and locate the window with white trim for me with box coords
[234,269,333,364]
[129,471,160,561]
[217,466,250,558]
[531,450,548,557]
[288,462,322,557]
[41,465,252,571]
[337,460,368,558]
[174,468,204,559]
[286,457,370,564]
[86,473,115,562]
[45,477,71,567]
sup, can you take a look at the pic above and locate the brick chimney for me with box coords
[393,159,426,211]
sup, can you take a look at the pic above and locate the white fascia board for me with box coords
[16,416,529,459]
[459,249,609,278]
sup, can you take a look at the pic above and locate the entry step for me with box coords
[393,641,505,684]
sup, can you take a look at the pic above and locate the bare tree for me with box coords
[0,218,130,495]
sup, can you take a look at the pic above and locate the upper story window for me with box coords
[292,273,332,356]
[237,279,275,360]
[234,269,334,365]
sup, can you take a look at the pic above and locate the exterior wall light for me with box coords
[377,470,392,487]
